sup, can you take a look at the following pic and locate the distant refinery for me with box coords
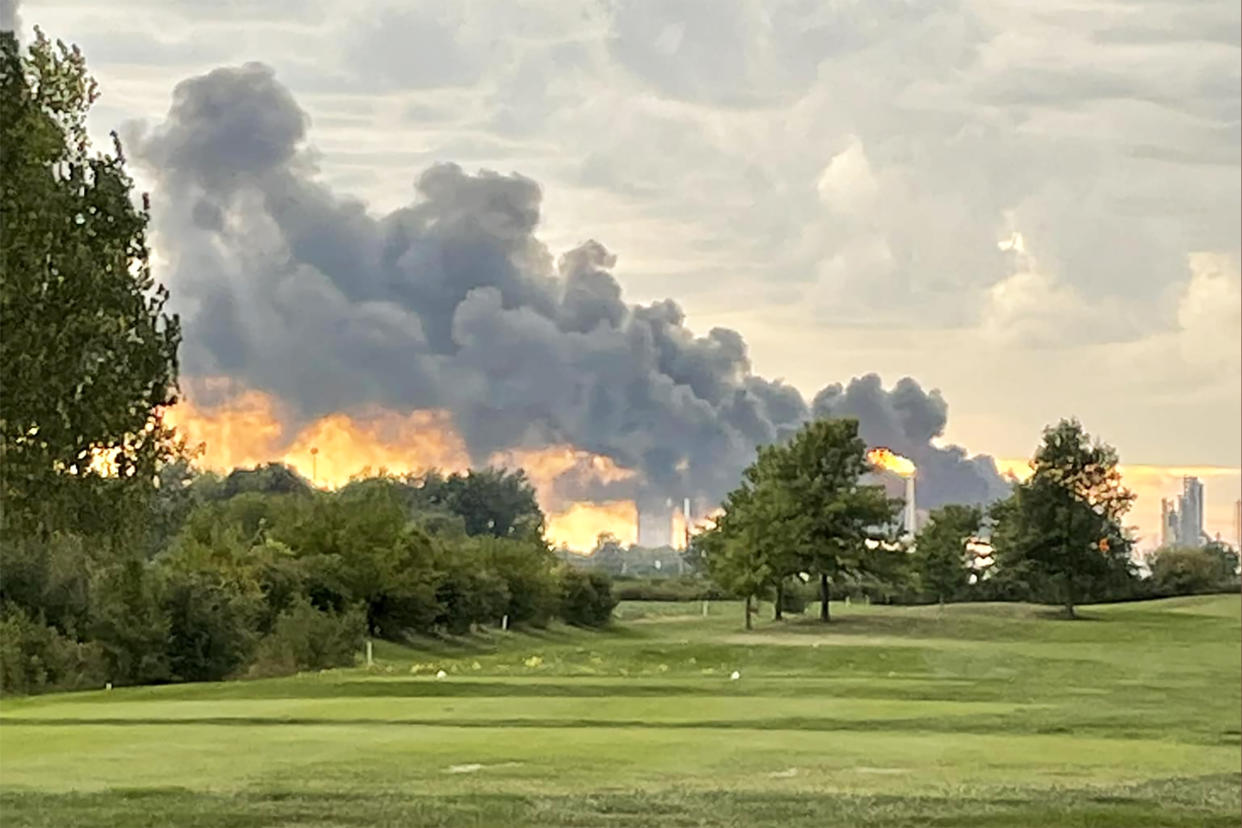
[1161,476,1209,548]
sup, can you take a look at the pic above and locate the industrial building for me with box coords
[1160,476,1208,548]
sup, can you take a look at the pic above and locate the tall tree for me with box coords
[1,29,181,541]
[990,419,1135,618]
[914,504,982,605]
[702,484,772,630]
[769,419,898,622]
[706,419,898,624]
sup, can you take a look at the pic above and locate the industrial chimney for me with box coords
[904,473,917,538]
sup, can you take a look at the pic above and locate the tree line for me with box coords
[693,417,1239,628]
[1,461,617,694]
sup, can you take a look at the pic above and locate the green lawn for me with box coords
[1,595,1238,826]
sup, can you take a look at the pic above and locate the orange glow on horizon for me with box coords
[165,386,645,553]
[545,500,638,553]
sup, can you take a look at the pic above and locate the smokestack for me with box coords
[904,473,917,537]
[683,496,692,550]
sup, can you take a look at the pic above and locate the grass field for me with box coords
[1,595,1238,826]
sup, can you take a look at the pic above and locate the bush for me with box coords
[1150,546,1239,597]
[0,607,106,694]
[434,545,511,635]
[478,537,559,627]
[88,559,171,685]
[162,572,257,682]
[613,576,729,602]
[250,598,365,676]
[559,568,617,627]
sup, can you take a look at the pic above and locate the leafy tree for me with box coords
[763,419,899,622]
[914,504,982,605]
[415,468,544,542]
[87,559,169,685]
[477,536,559,627]
[221,463,313,499]
[990,419,1135,617]
[1,29,180,542]
[703,480,776,628]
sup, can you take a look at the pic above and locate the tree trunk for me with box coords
[744,594,753,630]
[774,581,784,621]
[1063,575,1076,619]
[819,574,830,622]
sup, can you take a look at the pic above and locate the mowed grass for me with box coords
[1,595,1238,826]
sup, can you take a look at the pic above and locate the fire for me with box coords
[487,445,635,509]
[165,392,471,487]
[868,447,916,478]
[544,501,638,553]
[165,385,644,552]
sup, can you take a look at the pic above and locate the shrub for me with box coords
[478,537,559,627]
[88,559,171,685]
[162,571,257,682]
[250,598,365,676]
[435,544,511,634]
[0,607,106,694]
[559,568,617,627]
[612,576,729,602]
[1150,546,1238,597]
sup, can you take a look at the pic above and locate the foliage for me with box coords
[0,29,180,543]
[0,606,106,694]
[478,536,560,626]
[414,468,544,542]
[161,571,257,682]
[703,418,900,624]
[87,559,170,685]
[558,568,617,627]
[220,463,313,499]
[250,598,365,676]
[612,576,729,602]
[989,419,1136,616]
[1149,543,1241,597]
[914,504,982,603]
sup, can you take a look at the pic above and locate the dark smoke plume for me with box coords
[132,62,1009,509]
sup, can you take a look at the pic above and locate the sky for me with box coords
[9,0,1241,546]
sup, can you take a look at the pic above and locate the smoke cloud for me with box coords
[132,62,1009,510]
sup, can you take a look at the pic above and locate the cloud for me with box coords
[130,59,1008,509]
[0,0,20,34]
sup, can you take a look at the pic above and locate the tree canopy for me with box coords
[702,418,899,624]
[1,29,180,540]
[914,504,983,604]
[989,419,1135,617]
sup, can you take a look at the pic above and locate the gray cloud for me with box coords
[1,0,19,34]
[135,61,1008,508]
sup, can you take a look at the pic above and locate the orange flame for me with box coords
[867,447,917,478]
[165,392,471,487]
[165,385,642,553]
[545,501,638,553]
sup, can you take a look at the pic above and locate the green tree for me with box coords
[765,419,898,622]
[702,485,773,630]
[914,504,982,605]
[990,419,1135,618]
[1,29,180,542]
[416,468,545,542]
